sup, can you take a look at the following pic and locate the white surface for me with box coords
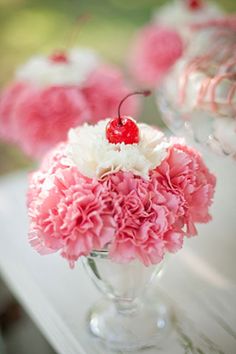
[0,165,235,354]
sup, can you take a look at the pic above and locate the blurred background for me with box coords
[0,0,236,176]
[0,0,236,353]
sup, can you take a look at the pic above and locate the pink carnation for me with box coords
[9,85,91,159]
[102,172,167,266]
[39,142,68,174]
[163,230,184,253]
[130,25,183,87]
[82,66,139,121]
[154,143,216,236]
[27,144,68,210]
[28,165,116,267]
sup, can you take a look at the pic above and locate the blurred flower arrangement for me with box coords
[0,47,138,158]
[157,14,236,161]
[129,0,223,87]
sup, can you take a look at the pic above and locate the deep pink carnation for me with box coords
[27,140,215,266]
[153,143,216,236]
[81,66,139,121]
[130,25,183,87]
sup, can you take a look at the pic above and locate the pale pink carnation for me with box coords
[154,142,216,236]
[82,66,139,121]
[130,25,183,87]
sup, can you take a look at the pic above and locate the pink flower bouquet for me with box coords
[129,0,223,87]
[0,48,138,159]
[27,99,216,266]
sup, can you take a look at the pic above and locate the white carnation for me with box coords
[64,119,170,179]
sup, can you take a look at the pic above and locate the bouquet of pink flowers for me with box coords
[0,48,138,159]
[129,0,223,87]
[27,91,216,267]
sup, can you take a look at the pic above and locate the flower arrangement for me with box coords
[27,91,216,267]
[129,0,223,87]
[0,48,138,159]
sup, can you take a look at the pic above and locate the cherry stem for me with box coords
[117,90,151,124]
[185,0,203,10]
[64,13,91,50]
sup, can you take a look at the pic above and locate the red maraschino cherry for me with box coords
[106,90,151,145]
[186,0,203,11]
[49,51,68,64]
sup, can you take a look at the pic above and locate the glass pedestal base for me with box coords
[88,297,172,351]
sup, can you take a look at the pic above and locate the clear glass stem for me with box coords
[83,251,172,351]
[114,298,140,316]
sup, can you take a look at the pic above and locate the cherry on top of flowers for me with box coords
[49,51,69,64]
[186,0,203,11]
[49,13,91,64]
[106,90,151,145]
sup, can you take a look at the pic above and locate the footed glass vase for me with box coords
[82,250,172,351]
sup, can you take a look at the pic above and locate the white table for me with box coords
[0,164,235,354]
